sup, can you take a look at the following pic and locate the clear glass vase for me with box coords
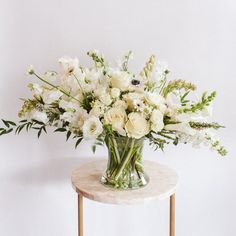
[101,136,149,190]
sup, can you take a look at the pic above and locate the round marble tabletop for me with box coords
[71,160,178,205]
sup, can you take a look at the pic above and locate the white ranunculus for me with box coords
[82,116,103,140]
[111,71,131,91]
[165,122,196,136]
[42,90,63,104]
[113,100,128,110]
[30,111,49,124]
[150,109,164,132]
[104,107,127,136]
[110,88,120,98]
[125,112,150,139]
[99,93,112,106]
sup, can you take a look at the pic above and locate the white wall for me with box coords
[0,0,235,235]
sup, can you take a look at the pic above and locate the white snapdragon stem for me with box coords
[32,72,81,103]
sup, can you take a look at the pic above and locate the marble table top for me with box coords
[71,160,178,205]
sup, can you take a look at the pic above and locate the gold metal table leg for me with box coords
[78,194,83,236]
[170,194,175,236]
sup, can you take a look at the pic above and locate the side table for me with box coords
[71,160,178,236]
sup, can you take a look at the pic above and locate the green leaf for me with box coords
[32,119,45,125]
[42,126,47,133]
[4,128,13,134]
[37,129,42,138]
[75,138,83,148]
[92,145,96,153]
[2,119,10,128]
[66,131,71,141]
[54,128,67,132]
[0,128,13,135]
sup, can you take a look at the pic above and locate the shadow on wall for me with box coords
[6,157,101,185]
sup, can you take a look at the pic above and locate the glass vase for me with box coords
[101,136,149,190]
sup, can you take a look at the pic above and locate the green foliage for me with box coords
[162,79,196,97]
[121,50,133,71]
[87,50,107,72]
[205,134,227,156]
[81,92,94,112]
[0,119,16,136]
[147,132,167,151]
[180,91,216,113]
[91,135,105,153]
[189,121,225,130]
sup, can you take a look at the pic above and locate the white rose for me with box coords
[110,88,120,98]
[150,109,164,132]
[165,122,196,136]
[82,116,103,140]
[111,71,130,91]
[125,112,150,139]
[30,111,48,124]
[104,107,127,136]
[42,90,63,104]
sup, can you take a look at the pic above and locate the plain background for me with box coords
[0,0,235,235]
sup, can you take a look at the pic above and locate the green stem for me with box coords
[72,73,85,95]
[112,137,121,164]
[113,139,135,181]
[33,72,81,103]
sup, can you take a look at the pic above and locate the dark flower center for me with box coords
[131,79,140,86]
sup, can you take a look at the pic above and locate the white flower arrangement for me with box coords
[0,50,227,156]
